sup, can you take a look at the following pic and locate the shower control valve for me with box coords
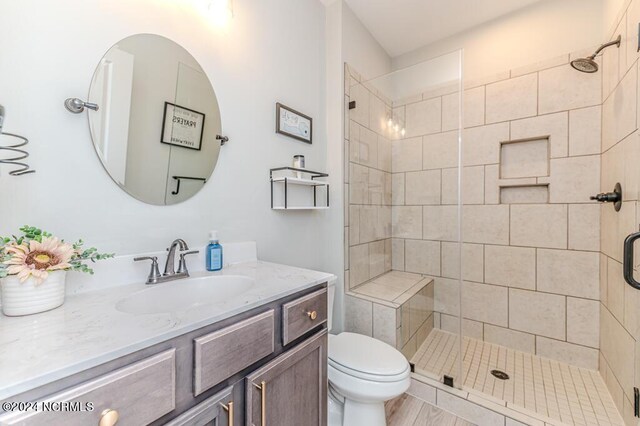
[590,192,620,203]
[590,182,622,211]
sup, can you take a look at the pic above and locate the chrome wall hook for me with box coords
[64,98,99,114]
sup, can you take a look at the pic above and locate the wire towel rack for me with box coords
[0,105,35,176]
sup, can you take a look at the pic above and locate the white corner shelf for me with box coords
[270,167,329,210]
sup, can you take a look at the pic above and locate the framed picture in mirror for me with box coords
[161,102,205,150]
[276,102,312,144]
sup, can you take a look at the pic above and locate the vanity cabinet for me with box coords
[0,283,328,426]
[164,385,235,426]
[246,330,327,426]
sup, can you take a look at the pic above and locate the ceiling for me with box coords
[343,0,545,57]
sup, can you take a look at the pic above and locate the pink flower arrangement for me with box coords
[0,226,113,285]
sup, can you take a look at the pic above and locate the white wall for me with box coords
[604,0,630,35]
[342,1,391,79]
[393,0,604,81]
[365,51,462,104]
[0,0,332,276]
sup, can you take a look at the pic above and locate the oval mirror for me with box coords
[87,34,222,205]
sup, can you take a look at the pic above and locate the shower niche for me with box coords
[498,136,550,204]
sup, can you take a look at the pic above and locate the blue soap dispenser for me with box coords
[206,231,223,271]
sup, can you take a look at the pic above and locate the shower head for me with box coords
[570,57,599,73]
[570,35,621,73]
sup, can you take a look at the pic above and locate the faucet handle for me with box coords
[134,256,162,284]
[177,250,199,274]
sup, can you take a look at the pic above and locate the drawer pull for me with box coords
[307,310,318,320]
[253,380,267,425]
[221,401,234,426]
[99,408,119,426]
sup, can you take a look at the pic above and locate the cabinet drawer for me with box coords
[282,288,327,346]
[0,349,176,426]
[164,385,234,426]
[194,310,275,396]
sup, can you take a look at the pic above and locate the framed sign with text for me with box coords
[276,102,312,144]
[161,102,206,150]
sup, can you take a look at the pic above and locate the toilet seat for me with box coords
[329,358,411,383]
[328,332,410,383]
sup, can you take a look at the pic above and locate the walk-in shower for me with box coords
[344,38,631,424]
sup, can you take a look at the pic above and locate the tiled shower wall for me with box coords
[598,1,640,424]
[390,57,603,371]
[344,29,640,424]
[344,65,393,290]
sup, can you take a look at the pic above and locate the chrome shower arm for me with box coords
[590,35,622,58]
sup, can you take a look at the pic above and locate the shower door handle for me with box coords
[623,231,640,290]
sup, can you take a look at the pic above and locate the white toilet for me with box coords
[327,284,411,426]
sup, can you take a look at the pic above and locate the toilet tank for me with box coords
[327,280,335,332]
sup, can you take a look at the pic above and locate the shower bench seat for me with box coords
[344,271,434,360]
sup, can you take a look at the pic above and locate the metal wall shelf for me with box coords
[272,206,329,210]
[270,167,329,210]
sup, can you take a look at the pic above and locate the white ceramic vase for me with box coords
[0,270,67,316]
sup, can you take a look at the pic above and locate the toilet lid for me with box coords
[328,332,409,378]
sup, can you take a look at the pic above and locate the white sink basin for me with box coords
[116,275,256,315]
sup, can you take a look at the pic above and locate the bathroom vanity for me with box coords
[0,261,333,426]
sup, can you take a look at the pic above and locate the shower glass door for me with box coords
[345,50,464,388]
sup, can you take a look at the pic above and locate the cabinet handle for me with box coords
[98,409,119,426]
[221,401,234,426]
[253,380,267,426]
[307,310,318,320]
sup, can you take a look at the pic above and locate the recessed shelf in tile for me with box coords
[500,137,550,179]
[500,184,549,204]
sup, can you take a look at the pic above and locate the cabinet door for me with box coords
[245,330,327,426]
[164,385,235,426]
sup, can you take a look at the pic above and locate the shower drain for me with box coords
[490,369,510,380]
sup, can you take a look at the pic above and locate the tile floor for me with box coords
[411,329,624,426]
[386,393,474,426]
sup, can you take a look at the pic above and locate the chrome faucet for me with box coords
[134,239,199,285]
[164,239,188,276]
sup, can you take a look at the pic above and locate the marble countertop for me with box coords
[0,261,335,400]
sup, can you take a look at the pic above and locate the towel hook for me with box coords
[64,98,99,114]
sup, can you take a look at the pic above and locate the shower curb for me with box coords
[408,373,571,426]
